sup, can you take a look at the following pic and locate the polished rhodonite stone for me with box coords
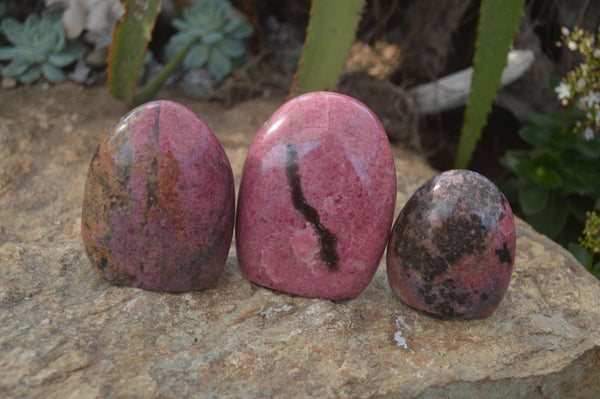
[387,169,516,319]
[81,100,235,292]
[236,92,397,300]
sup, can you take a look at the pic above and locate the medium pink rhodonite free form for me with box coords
[81,100,235,292]
[386,169,516,319]
[236,92,397,300]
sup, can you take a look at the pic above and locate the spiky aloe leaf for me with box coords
[454,0,525,169]
[108,0,162,105]
[289,0,364,97]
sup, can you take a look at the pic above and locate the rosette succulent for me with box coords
[165,0,253,80]
[0,14,85,84]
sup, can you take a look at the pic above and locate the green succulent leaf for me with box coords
[223,19,241,34]
[208,47,231,79]
[217,38,244,57]
[2,58,29,78]
[183,43,209,69]
[2,18,26,45]
[0,47,16,60]
[229,22,253,39]
[48,53,73,67]
[165,33,193,60]
[203,32,224,44]
[0,13,83,84]
[519,183,549,215]
[17,65,40,84]
[41,62,65,82]
[24,14,40,33]
[52,22,66,53]
[165,0,251,80]
[171,18,189,32]
[48,42,85,67]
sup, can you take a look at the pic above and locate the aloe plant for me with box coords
[454,0,525,168]
[289,0,365,97]
[0,14,85,84]
[108,0,252,105]
[108,0,161,105]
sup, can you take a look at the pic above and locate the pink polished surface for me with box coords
[236,92,397,299]
[386,170,516,319]
[82,101,234,292]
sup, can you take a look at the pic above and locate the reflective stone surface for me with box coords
[387,169,516,318]
[82,100,234,292]
[236,92,396,299]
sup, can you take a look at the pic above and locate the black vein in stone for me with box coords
[285,144,339,271]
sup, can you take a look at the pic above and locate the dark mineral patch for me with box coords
[495,242,512,265]
[434,205,487,264]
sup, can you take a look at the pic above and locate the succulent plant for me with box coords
[0,14,85,84]
[165,0,253,80]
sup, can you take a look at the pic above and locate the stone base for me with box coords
[1,84,599,398]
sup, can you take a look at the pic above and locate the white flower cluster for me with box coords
[556,26,600,140]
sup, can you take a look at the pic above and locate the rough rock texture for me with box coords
[1,83,599,398]
[82,100,235,292]
[236,92,397,300]
[387,170,516,319]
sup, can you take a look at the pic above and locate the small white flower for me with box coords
[582,91,600,108]
[568,41,578,51]
[594,48,600,58]
[583,127,595,140]
[576,77,586,90]
[555,82,571,100]
[561,27,570,36]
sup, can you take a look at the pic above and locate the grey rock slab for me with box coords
[1,83,599,398]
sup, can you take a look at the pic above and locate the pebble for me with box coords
[236,92,397,299]
[386,169,516,318]
[81,100,235,292]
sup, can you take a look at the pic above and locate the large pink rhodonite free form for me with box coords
[236,92,397,300]
[81,100,235,292]
[387,169,516,319]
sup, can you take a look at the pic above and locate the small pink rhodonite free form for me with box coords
[236,92,397,300]
[387,169,516,319]
[81,100,235,292]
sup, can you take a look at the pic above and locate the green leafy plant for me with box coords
[502,111,600,243]
[554,26,600,139]
[108,0,162,105]
[502,27,600,265]
[289,0,364,97]
[108,0,252,106]
[454,0,525,168]
[573,211,600,278]
[0,14,85,84]
[165,0,252,80]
